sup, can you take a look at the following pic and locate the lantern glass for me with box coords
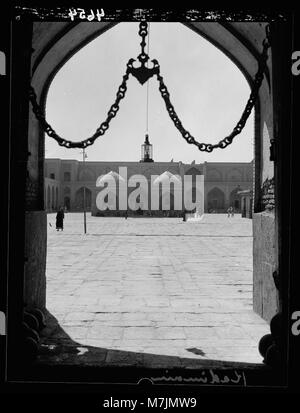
[141,135,153,162]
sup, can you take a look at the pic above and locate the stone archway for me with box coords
[27,22,276,313]
[10,23,292,372]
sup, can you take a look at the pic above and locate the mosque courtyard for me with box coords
[38,213,269,369]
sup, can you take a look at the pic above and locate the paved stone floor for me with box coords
[39,213,269,368]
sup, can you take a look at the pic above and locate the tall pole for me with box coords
[81,148,87,234]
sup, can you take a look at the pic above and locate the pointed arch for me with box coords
[79,168,95,181]
[230,186,243,211]
[185,167,202,176]
[75,187,92,210]
[226,168,243,182]
[207,187,225,212]
[206,168,223,182]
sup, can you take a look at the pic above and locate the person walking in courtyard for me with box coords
[227,206,233,217]
[56,207,65,231]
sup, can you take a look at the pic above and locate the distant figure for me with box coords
[227,206,234,217]
[56,207,65,231]
[125,210,128,220]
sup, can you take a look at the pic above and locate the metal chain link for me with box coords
[29,68,131,149]
[156,29,270,152]
[137,21,149,66]
[30,22,270,152]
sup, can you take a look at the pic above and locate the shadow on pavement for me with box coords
[20,310,270,385]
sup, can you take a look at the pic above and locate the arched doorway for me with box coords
[74,187,92,211]
[9,19,293,379]
[207,187,225,212]
[37,24,271,328]
[230,186,243,212]
[64,196,70,211]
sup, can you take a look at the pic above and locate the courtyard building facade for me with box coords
[44,158,253,216]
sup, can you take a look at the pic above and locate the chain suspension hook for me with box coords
[127,21,160,85]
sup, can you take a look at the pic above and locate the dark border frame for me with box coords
[1,6,299,396]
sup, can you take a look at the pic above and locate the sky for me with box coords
[45,22,254,164]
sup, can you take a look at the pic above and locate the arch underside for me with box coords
[31,21,270,101]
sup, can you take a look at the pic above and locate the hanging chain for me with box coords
[138,21,150,67]
[29,68,131,149]
[29,22,270,151]
[156,24,271,152]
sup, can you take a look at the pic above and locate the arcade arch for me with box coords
[207,187,225,211]
[230,186,243,211]
[79,168,95,182]
[74,187,92,210]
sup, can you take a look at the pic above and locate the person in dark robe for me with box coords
[56,207,65,231]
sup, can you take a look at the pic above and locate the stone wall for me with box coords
[24,211,47,310]
[253,212,278,322]
[261,177,275,212]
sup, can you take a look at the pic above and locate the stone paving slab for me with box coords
[40,213,270,368]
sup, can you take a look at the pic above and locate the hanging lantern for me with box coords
[141,134,153,162]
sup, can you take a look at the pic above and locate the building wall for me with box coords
[44,159,253,215]
[44,176,60,212]
[253,212,277,322]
